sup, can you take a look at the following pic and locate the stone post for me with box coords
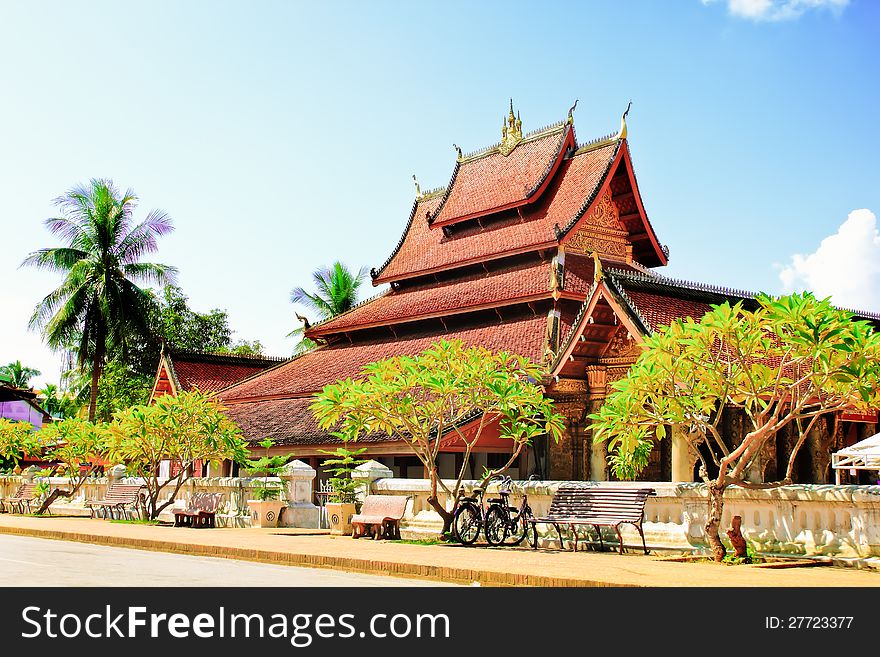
[107,464,127,484]
[351,460,394,501]
[277,460,319,528]
[22,466,40,482]
[671,427,696,483]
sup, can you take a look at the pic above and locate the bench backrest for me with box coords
[9,483,39,500]
[190,492,222,513]
[549,486,655,522]
[360,495,409,519]
[102,483,145,503]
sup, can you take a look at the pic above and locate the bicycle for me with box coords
[452,475,506,545]
[484,475,538,548]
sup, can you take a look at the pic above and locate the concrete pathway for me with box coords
[0,515,878,587]
[0,534,456,587]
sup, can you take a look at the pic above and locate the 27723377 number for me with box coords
[765,617,854,629]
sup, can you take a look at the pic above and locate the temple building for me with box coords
[209,101,878,485]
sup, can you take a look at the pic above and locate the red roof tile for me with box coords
[374,143,619,283]
[223,397,400,446]
[430,126,570,227]
[170,353,282,394]
[309,258,558,337]
[622,290,714,333]
[221,314,549,402]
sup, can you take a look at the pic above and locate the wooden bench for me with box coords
[174,493,223,528]
[1,483,41,514]
[530,485,655,554]
[350,495,409,540]
[87,483,145,520]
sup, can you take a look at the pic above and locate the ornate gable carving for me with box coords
[601,324,642,361]
[564,188,633,262]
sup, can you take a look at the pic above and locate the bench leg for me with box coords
[592,525,604,552]
[615,525,624,554]
[636,522,648,555]
[570,524,578,552]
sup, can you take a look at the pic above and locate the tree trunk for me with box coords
[726,515,747,558]
[36,488,71,515]
[705,482,727,562]
[426,465,453,535]
[87,331,106,423]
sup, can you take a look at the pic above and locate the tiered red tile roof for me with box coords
[429,124,572,227]
[222,314,549,403]
[308,257,565,337]
[219,103,677,448]
[154,351,284,400]
[373,143,620,283]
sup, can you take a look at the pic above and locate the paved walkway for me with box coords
[0,534,455,587]
[0,515,878,587]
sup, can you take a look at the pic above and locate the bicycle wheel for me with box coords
[453,502,481,545]
[484,505,508,546]
[504,507,529,546]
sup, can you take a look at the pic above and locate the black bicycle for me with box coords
[484,475,538,547]
[453,475,537,547]
[453,475,507,545]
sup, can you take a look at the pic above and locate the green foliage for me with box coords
[108,390,249,518]
[1,361,41,388]
[244,437,291,501]
[289,261,366,355]
[22,179,177,421]
[0,419,41,468]
[590,292,880,484]
[312,340,565,528]
[320,446,367,503]
[153,284,232,354]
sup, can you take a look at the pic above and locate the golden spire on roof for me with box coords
[499,98,523,156]
[616,100,632,140]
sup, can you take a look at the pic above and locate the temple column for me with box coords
[589,440,608,481]
[585,366,608,481]
[671,426,695,483]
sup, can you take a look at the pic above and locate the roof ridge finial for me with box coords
[412,174,422,199]
[617,100,632,140]
[500,98,523,156]
[453,143,462,161]
[567,99,578,125]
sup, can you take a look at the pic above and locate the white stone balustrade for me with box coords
[3,471,878,564]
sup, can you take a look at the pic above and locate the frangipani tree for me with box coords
[108,390,249,519]
[33,418,110,514]
[311,340,565,534]
[0,419,41,471]
[590,293,880,561]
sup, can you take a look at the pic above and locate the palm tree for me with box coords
[22,179,177,421]
[0,361,41,388]
[289,262,366,354]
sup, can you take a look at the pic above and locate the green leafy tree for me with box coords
[107,390,249,519]
[244,438,291,500]
[153,284,232,354]
[1,361,41,389]
[289,261,367,355]
[0,419,41,471]
[312,340,565,534]
[32,418,110,514]
[590,293,880,562]
[23,179,177,421]
[320,446,368,504]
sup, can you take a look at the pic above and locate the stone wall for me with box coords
[0,469,318,528]
[370,478,880,564]
[6,468,879,565]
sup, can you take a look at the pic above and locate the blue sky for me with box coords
[1,0,878,388]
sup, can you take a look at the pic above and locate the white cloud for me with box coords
[779,209,880,312]
[702,0,849,21]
